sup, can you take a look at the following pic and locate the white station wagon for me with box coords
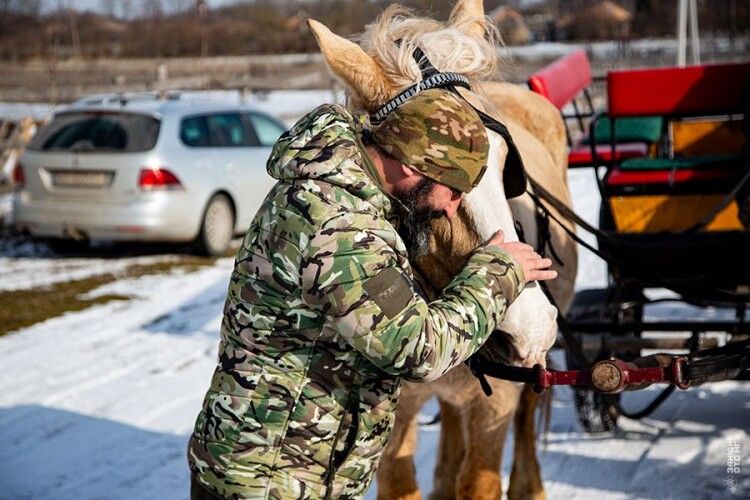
[13,92,287,255]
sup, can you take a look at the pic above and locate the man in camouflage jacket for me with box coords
[188,89,556,499]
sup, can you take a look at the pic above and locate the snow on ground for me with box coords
[1,157,748,498]
[0,249,192,292]
[0,261,230,499]
[0,192,12,226]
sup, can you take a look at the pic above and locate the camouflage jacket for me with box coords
[187,104,525,499]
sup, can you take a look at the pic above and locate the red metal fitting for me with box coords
[671,356,691,390]
[591,359,629,393]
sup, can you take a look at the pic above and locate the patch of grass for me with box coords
[0,255,218,337]
[1,277,131,336]
[126,255,219,276]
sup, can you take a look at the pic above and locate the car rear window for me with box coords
[28,111,161,152]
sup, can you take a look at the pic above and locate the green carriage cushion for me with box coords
[620,154,739,171]
[583,116,663,145]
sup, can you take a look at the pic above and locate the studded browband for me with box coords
[369,47,471,126]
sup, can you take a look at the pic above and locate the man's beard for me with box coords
[394,178,443,259]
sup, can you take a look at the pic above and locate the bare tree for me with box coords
[167,0,191,13]
[140,0,163,18]
[100,0,118,17]
[120,0,133,19]
[67,5,81,58]
[0,0,43,15]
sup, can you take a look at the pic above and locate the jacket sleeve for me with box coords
[300,216,525,382]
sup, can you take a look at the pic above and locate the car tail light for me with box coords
[138,168,182,190]
[12,161,24,187]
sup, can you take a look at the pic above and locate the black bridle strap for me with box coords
[370,46,470,125]
[368,71,472,126]
[472,106,528,199]
[410,46,529,197]
[412,46,440,79]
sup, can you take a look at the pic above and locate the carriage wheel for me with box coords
[565,346,620,433]
[571,388,619,433]
[564,287,649,433]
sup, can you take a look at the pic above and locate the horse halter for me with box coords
[369,46,528,199]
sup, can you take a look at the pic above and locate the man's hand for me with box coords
[486,230,557,283]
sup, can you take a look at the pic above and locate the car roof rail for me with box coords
[72,90,182,107]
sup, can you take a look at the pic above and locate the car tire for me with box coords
[195,194,234,257]
[45,237,89,255]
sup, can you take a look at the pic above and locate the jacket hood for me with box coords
[266,104,393,216]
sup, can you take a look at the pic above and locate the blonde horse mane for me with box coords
[352,5,504,111]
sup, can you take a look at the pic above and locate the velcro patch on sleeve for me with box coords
[363,267,414,319]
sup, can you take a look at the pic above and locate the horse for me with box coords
[308,1,578,498]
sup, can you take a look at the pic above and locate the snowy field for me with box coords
[0,94,748,499]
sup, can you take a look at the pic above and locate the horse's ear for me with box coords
[449,0,486,38]
[307,19,392,111]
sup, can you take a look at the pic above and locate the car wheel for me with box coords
[195,194,234,256]
[45,237,89,255]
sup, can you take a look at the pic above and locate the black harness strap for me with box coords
[527,179,750,302]
[369,49,470,127]
[369,70,472,126]
[535,199,566,267]
[472,106,528,199]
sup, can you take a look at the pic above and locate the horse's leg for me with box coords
[508,384,545,500]
[376,382,432,500]
[455,396,513,500]
[428,399,465,500]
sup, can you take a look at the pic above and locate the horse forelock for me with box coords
[355,4,503,107]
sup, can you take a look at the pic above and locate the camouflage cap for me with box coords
[370,88,489,193]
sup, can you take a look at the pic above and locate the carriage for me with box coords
[527,54,750,432]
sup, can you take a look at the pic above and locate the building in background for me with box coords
[557,0,633,41]
[489,6,532,45]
